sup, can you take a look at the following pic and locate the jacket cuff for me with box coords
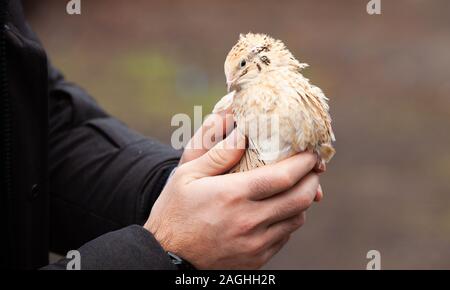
[45,225,177,270]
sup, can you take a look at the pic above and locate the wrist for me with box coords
[144,218,176,254]
[143,222,197,270]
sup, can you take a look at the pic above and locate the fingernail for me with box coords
[224,129,245,149]
[230,129,246,148]
[318,161,326,172]
[318,184,324,197]
[224,130,237,147]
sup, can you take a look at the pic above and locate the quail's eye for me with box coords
[240,59,246,68]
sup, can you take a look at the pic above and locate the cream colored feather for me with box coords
[213,33,335,172]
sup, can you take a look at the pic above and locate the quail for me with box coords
[213,33,335,172]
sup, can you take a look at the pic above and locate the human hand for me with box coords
[145,123,321,269]
[180,112,325,201]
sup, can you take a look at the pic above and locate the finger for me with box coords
[264,213,306,240]
[256,173,318,226]
[224,151,317,200]
[182,129,245,177]
[313,155,326,173]
[182,111,235,162]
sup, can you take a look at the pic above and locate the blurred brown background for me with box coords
[24,0,450,269]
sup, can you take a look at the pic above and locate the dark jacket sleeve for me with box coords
[43,225,177,270]
[5,0,179,270]
[46,65,181,268]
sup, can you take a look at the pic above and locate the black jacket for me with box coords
[0,0,180,269]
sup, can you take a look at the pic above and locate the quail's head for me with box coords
[224,33,308,92]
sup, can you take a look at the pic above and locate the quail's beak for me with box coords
[227,80,233,92]
[226,78,238,93]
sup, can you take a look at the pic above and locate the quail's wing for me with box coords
[287,72,335,151]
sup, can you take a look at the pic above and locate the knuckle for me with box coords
[270,170,294,189]
[258,249,274,268]
[237,217,257,235]
[207,149,227,168]
[219,184,244,203]
[281,219,297,234]
[271,204,285,220]
[219,190,241,205]
[291,214,305,229]
[309,172,320,183]
[305,172,319,188]
[247,238,266,256]
[249,176,271,196]
[306,153,318,168]
[216,189,229,204]
[296,193,313,208]
[279,172,295,188]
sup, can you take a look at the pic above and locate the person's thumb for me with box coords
[183,129,246,177]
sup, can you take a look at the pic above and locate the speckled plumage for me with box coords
[213,33,335,172]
